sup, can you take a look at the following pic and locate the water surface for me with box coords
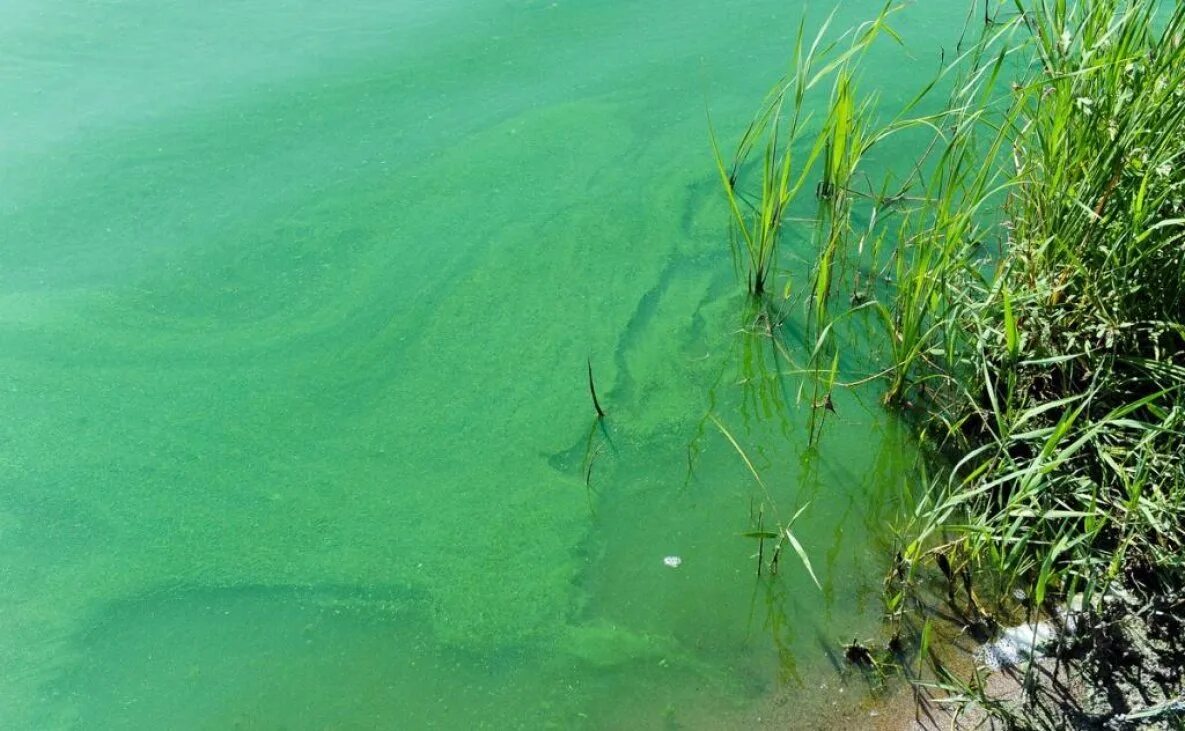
[1,1,967,727]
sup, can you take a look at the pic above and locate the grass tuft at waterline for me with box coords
[714,0,1185,721]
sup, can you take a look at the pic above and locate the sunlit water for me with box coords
[1,1,970,728]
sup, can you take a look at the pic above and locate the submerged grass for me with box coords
[713,0,1185,719]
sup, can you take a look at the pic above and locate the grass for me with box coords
[882,0,1185,616]
[712,414,821,590]
[712,0,1185,719]
[708,5,898,299]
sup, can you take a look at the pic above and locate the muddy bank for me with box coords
[895,592,1185,730]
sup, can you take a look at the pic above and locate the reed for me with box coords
[714,0,1185,714]
[885,0,1185,617]
[709,5,899,299]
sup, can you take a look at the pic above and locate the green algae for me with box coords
[0,0,973,727]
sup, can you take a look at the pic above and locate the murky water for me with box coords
[1,1,968,727]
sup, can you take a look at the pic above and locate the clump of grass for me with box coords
[889,0,1185,616]
[709,7,899,299]
[714,0,1185,713]
[710,6,903,451]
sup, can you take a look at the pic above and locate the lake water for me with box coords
[1,1,969,728]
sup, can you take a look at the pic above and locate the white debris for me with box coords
[978,586,1138,673]
[662,555,682,569]
[977,620,1058,670]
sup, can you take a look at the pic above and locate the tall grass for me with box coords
[713,0,1185,701]
[709,7,898,299]
[886,0,1185,614]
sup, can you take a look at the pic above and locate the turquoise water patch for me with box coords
[1,0,968,727]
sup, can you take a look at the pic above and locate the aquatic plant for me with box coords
[586,357,606,419]
[717,0,1185,717]
[712,415,821,590]
[708,6,899,299]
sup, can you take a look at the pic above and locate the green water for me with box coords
[1,1,967,728]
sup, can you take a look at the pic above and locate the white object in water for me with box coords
[977,621,1058,670]
[663,555,682,568]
